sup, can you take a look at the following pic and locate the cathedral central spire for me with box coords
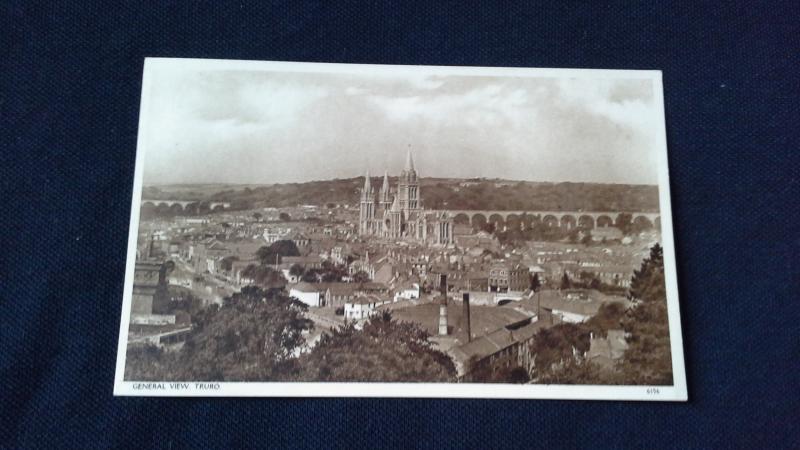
[405,150,415,172]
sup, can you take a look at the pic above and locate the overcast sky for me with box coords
[141,64,662,185]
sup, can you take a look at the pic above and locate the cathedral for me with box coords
[359,152,454,245]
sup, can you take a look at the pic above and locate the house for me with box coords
[289,282,325,307]
[586,329,629,370]
[357,282,390,295]
[330,246,345,264]
[488,261,529,293]
[343,295,390,320]
[191,239,231,273]
[324,283,358,307]
[537,289,628,323]
[394,282,420,302]
[594,264,636,288]
[448,319,543,379]
[281,255,323,270]
[372,262,395,284]
[287,231,310,248]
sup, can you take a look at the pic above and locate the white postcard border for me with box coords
[113,58,687,401]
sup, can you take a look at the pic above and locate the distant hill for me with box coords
[142,177,660,212]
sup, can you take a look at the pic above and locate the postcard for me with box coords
[114,58,686,400]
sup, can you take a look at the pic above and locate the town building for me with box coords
[488,261,529,293]
[448,318,543,380]
[289,282,325,307]
[394,282,421,301]
[537,289,629,323]
[131,261,169,316]
[343,295,390,320]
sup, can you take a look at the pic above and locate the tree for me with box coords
[352,271,370,283]
[628,243,664,303]
[619,243,672,385]
[242,264,286,289]
[165,292,206,319]
[256,240,300,266]
[469,361,530,384]
[289,264,305,277]
[560,272,571,290]
[220,256,238,272]
[124,344,180,381]
[279,212,291,221]
[527,323,590,380]
[320,270,342,283]
[530,273,541,292]
[584,302,626,335]
[301,269,320,283]
[252,212,263,222]
[296,311,456,382]
[176,286,313,381]
[614,213,633,235]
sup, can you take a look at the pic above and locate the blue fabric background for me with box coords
[2,1,799,448]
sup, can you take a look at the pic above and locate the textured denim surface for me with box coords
[2,1,799,448]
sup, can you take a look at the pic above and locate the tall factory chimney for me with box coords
[438,274,448,336]
[462,292,471,342]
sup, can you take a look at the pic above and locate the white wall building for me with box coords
[344,296,390,320]
[289,284,323,307]
[393,283,420,302]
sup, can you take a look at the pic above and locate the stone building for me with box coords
[488,261,529,293]
[358,151,454,245]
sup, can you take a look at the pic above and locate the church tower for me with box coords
[379,170,392,209]
[359,171,375,235]
[398,150,421,211]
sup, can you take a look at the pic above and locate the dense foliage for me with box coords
[126,290,456,383]
[294,260,350,283]
[142,178,659,215]
[256,240,300,265]
[296,311,456,382]
[526,244,672,385]
[619,244,672,384]
[241,264,286,288]
[126,287,312,381]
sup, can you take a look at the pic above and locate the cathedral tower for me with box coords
[379,170,392,209]
[398,150,420,211]
[359,171,375,235]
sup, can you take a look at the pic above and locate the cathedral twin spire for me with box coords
[362,149,420,218]
[363,150,415,199]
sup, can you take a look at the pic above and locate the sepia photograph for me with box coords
[114,58,686,400]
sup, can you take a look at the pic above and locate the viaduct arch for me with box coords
[439,210,661,231]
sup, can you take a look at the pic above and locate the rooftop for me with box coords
[449,320,547,363]
[391,301,531,338]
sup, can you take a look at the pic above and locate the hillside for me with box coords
[142,177,660,212]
